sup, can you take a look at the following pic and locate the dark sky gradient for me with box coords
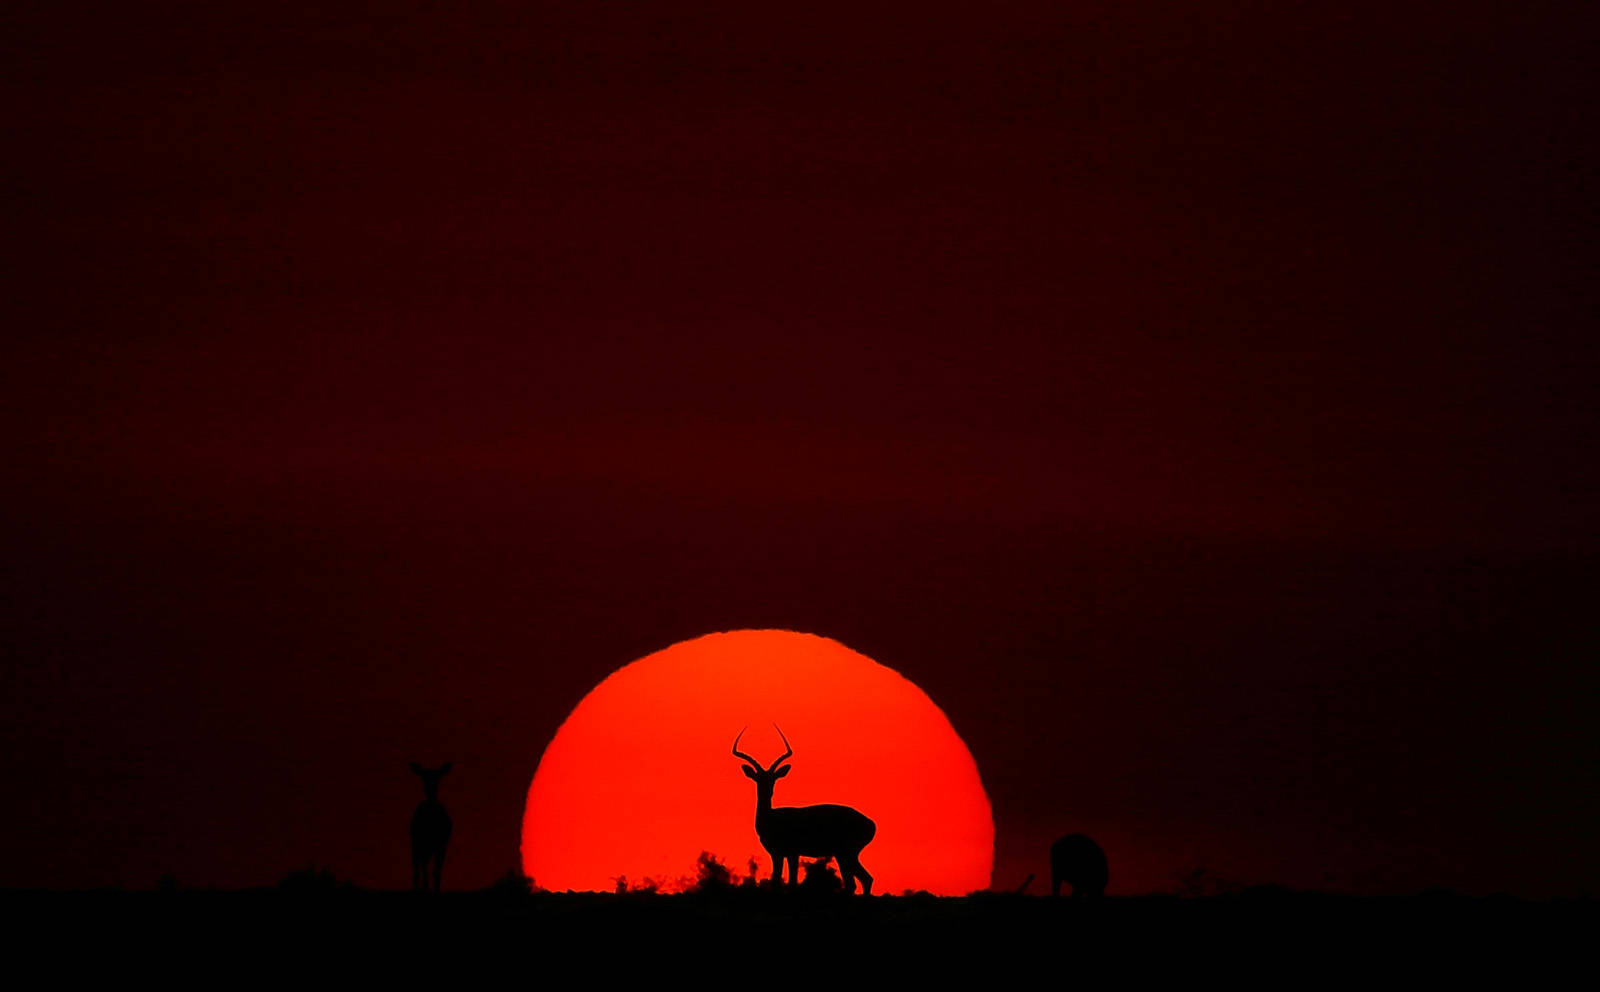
[4,2,1595,895]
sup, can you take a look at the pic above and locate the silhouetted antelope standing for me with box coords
[1051,832,1108,897]
[733,726,876,895]
[409,762,452,891]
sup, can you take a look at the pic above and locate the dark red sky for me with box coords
[4,2,1595,895]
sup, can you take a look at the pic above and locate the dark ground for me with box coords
[10,888,1590,980]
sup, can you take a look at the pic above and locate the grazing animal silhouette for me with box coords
[1051,832,1108,897]
[733,726,876,895]
[409,762,453,891]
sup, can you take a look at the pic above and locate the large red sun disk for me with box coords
[522,630,994,895]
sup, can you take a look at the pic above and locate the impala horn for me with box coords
[732,727,761,772]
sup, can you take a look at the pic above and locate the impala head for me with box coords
[732,725,794,798]
[410,761,452,801]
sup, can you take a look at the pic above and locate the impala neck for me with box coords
[754,781,775,829]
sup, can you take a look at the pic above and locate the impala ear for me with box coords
[742,765,758,779]
[439,762,452,776]
[409,762,423,776]
[774,765,791,779]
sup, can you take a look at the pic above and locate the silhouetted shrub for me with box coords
[279,864,340,892]
[612,874,661,895]
[691,851,737,892]
[1173,866,1236,898]
[488,868,534,896]
[800,858,843,894]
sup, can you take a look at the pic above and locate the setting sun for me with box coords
[522,630,993,894]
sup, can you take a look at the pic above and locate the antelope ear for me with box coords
[439,762,453,776]
[409,762,423,775]
[742,765,758,779]
[774,765,791,779]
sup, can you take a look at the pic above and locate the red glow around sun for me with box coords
[522,630,993,895]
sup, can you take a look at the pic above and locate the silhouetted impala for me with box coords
[733,726,876,894]
[409,762,452,891]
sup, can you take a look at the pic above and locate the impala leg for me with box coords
[836,854,855,894]
[840,853,872,896]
